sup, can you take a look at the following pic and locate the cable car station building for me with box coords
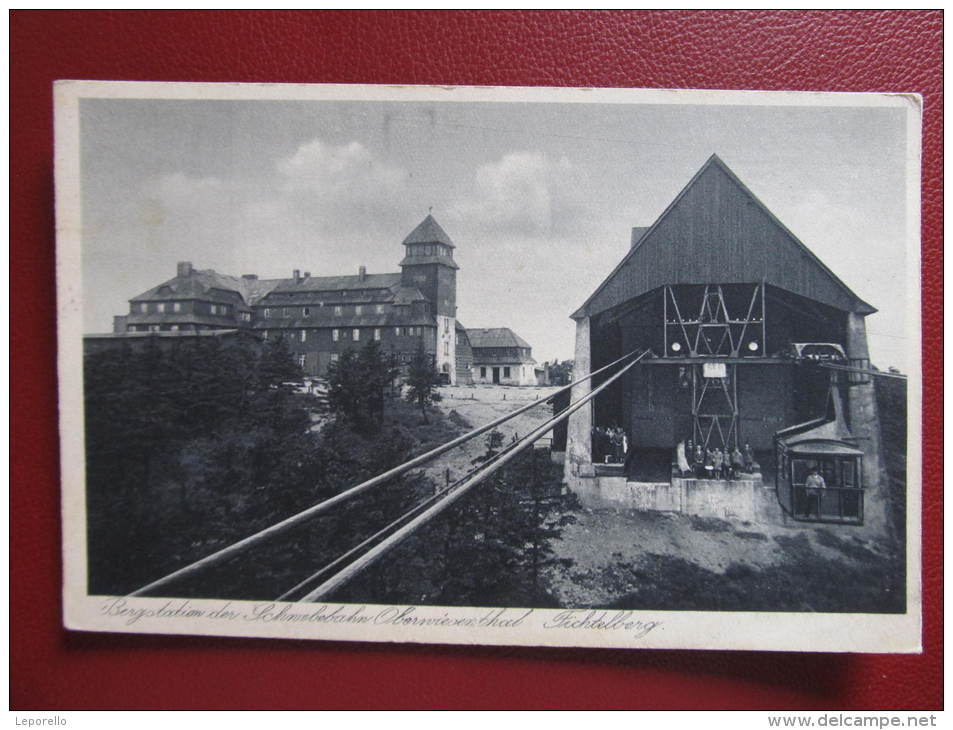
[564,155,888,532]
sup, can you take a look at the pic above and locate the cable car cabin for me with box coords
[775,409,864,525]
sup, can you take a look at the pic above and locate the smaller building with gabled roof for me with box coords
[467,327,537,386]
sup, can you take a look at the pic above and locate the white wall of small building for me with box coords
[435,314,457,385]
[471,362,537,386]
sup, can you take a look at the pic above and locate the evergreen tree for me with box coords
[549,359,574,386]
[404,343,443,424]
[326,340,396,434]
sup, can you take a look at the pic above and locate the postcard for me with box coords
[56,81,922,652]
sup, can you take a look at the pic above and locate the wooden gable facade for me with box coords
[573,155,875,321]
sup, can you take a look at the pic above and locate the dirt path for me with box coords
[417,384,561,489]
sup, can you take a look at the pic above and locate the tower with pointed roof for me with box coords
[399,213,459,382]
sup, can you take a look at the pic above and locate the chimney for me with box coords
[177,261,193,278]
[241,274,258,280]
[293,269,301,283]
[630,227,649,249]
[303,271,311,279]
[359,265,367,281]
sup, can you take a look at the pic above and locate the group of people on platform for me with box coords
[676,439,756,480]
[592,425,629,464]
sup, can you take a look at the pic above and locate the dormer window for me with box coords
[335,305,343,316]
[303,307,311,317]
[355,305,363,315]
[263,308,271,318]
[375,304,384,314]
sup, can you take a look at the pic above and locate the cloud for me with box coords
[450,152,582,237]
[275,138,409,229]
[131,139,417,275]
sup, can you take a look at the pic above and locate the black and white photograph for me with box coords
[56,82,921,651]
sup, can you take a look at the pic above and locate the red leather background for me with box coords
[10,10,942,710]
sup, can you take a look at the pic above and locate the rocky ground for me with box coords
[541,507,904,612]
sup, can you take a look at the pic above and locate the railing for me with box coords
[790,485,864,524]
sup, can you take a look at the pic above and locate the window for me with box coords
[444,342,449,355]
[504,367,511,378]
[480,367,486,378]
[332,329,339,342]
[355,305,363,315]
[303,307,311,317]
[149,325,159,332]
[283,308,291,318]
[330,353,339,363]
[157,302,166,313]
[395,327,402,336]
[375,304,384,314]
[263,330,268,340]
[264,308,271,318]
[241,311,251,322]
[842,459,856,487]
[169,325,178,332]
[173,302,182,313]
[301,329,307,342]
[374,328,381,341]
[353,328,360,341]
[298,354,306,368]
[334,305,342,316]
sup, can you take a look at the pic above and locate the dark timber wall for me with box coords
[588,286,843,451]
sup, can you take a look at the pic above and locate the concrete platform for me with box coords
[566,467,781,523]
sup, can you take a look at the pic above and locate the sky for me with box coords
[79,93,913,370]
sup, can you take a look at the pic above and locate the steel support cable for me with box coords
[816,362,907,380]
[128,347,646,598]
[275,401,571,602]
[298,350,651,603]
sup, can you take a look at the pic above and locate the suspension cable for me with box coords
[128,347,645,597]
[276,398,569,602]
[298,349,651,603]
[816,362,907,380]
